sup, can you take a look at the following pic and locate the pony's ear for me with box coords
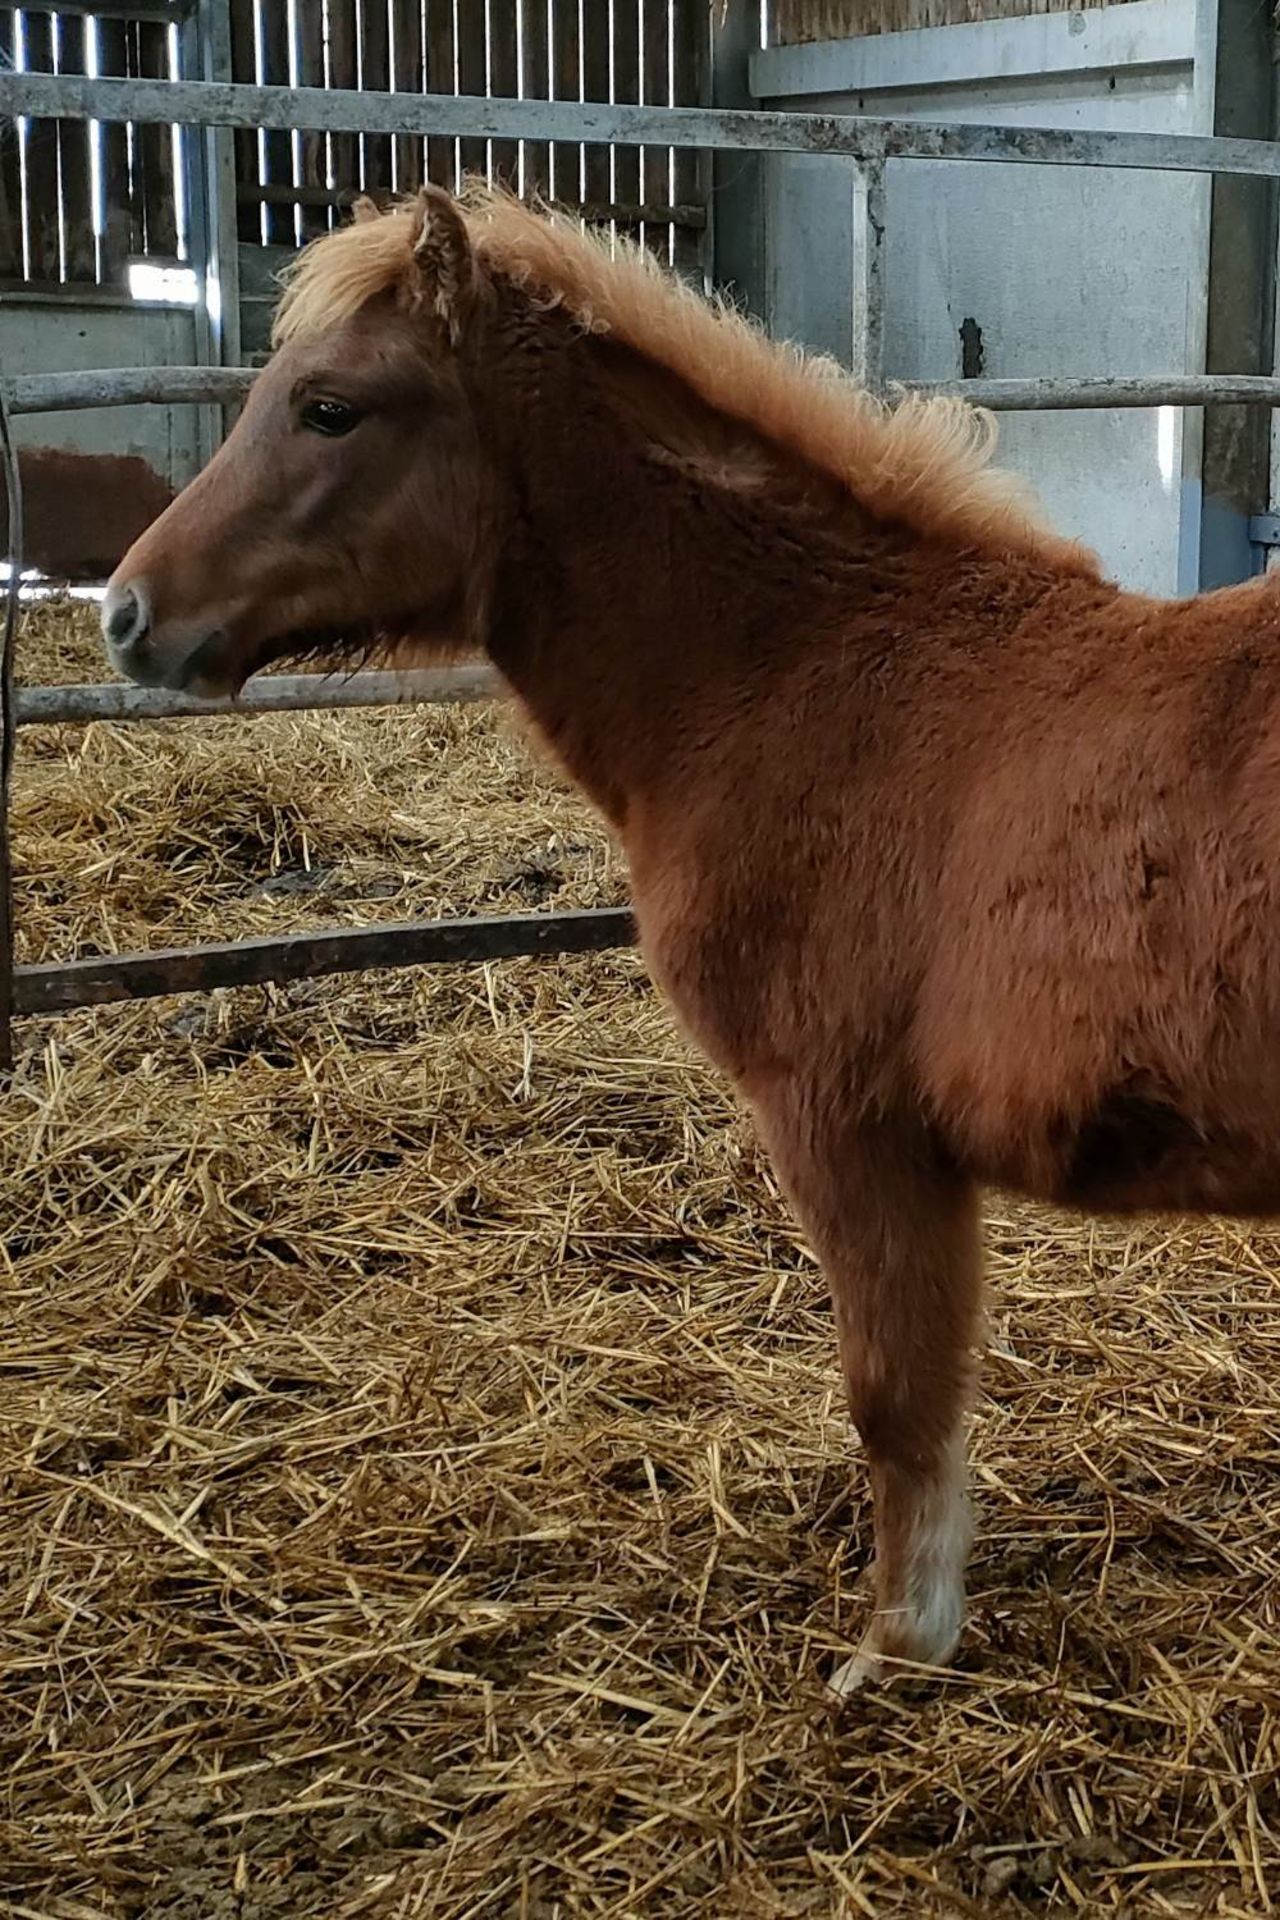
[349,194,381,226]
[408,185,477,346]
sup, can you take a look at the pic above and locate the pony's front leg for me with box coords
[751,1086,982,1695]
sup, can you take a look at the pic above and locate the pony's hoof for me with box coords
[826,1615,964,1702]
[826,1642,886,1698]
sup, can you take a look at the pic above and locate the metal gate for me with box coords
[3,22,1280,1066]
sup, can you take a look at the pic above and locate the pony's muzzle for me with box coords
[102,580,152,673]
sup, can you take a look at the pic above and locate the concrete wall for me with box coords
[0,293,205,578]
[751,0,1221,595]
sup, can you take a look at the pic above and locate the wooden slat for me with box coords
[550,0,580,207]
[581,0,611,210]
[255,0,292,243]
[641,0,671,260]
[518,0,550,200]
[95,16,133,278]
[361,0,394,198]
[326,0,359,201]
[0,11,25,277]
[22,10,62,283]
[55,12,97,281]
[136,19,178,256]
[455,0,487,181]
[391,0,425,193]
[611,0,640,209]
[487,0,520,193]
[296,0,327,237]
[424,1,456,190]
[228,0,259,241]
[671,0,703,277]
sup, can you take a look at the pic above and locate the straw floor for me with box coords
[4,600,1280,1919]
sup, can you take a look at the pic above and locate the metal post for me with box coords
[1197,0,1276,588]
[708,2,767,321]
[852,159,886,393]
[0,366,21,1074]
[182,0,242,462]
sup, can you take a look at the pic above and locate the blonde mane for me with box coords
[274,187,1094,568]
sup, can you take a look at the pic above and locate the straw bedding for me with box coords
[4,599,1280,1918]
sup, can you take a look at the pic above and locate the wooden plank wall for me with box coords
[0,3,182,290]
[770,0,1136,41]
[228,2,709,272]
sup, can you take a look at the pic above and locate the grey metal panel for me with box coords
[0,298,203,489]
[752,0,1197,98]
[756,5,1212,595]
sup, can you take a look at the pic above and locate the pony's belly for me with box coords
[1043,1094,1280,1217]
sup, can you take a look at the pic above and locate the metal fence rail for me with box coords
[6,66,1280,1059]
[6,72,1280,180]
[14,367,1280,421]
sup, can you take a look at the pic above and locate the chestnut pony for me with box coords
[104,186,1280,1693]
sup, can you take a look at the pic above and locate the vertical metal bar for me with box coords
[851,158,885,393]
[707,1,765,322]
[183,0,241,464]
[1198,0,1275,589]
[0,364,21,1074]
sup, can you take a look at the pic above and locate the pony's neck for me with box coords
[477,316,903,826]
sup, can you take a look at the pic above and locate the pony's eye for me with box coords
[300,397,361,437]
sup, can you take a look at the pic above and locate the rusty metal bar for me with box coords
[0,359,19,1072]
[16,666,501,726]
[4,366,256,415]
[6,72,1280,181]
[14,907,638,1013]
[911,375,1280,411]
[15,367,1280,423]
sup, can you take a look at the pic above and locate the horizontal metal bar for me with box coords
[912,375,1280,410]
[15,365,1280,424]
[5,73,1280,179]
[14,907,638,1013]
[5,366,255,415]
[17,666,501,725]
[1249,514,1280,546]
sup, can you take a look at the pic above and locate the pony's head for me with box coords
[102,188,496,695]
[103,180,1091,696]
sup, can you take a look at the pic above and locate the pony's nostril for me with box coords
[102,582,150,653]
